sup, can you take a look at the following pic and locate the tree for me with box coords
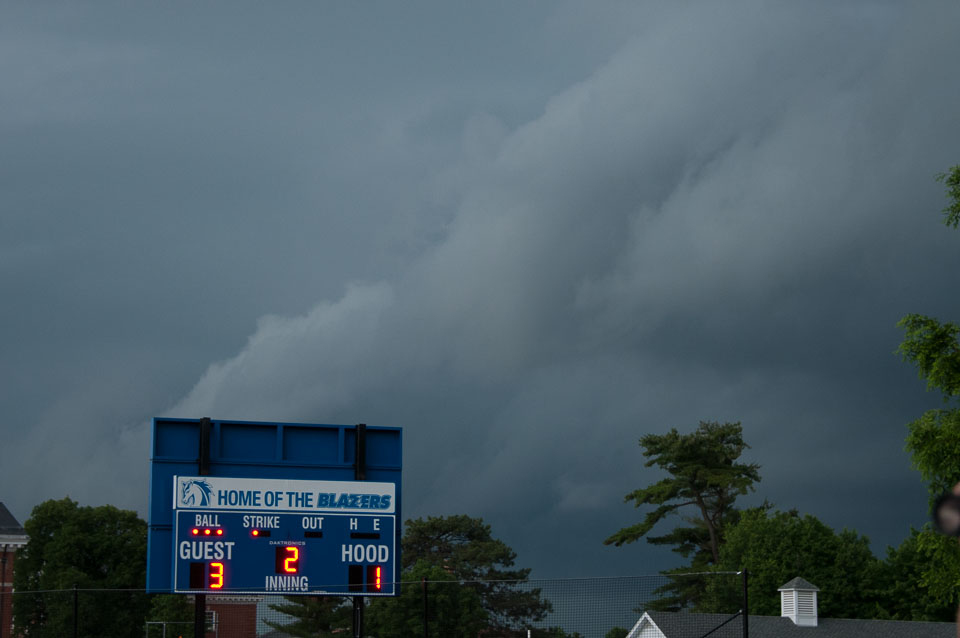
[604,421,760,566]
[536,629,584,638]
[13,497,150,638]
[701,508,882,619]
[265,596,351,637]
[873,529,956,622]
[898,165,960,498]
[936,165,960,228]
[147,595,196,638]
[899,314,960,501]
[365,561,487,638]
[401,514,552,631]
[895,164,960,610]
[604,421,759,611]
[267,514,550,636]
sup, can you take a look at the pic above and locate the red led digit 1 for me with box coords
[366,565,382,592]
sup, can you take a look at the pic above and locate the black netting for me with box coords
[10,573,747,638]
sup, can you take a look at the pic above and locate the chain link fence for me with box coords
[9,572,746,638]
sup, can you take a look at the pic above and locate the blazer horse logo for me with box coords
[179,478,213,507]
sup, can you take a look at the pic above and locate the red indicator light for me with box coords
[216,529,224,536]
[252,530,259,537]
[204,529,212,536]
[192,528,200,536]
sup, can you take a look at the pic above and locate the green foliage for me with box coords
[897,168,960,501]
[605,420,759,572]
[702,508,881,619]
[269,515,550,636]
[905,408,960,505]
[147,595,195,638]
[898,314,960,503]
[403,514,527,580]
[936,165,960,228]
[605,627,629,638]
[403,514,552,630]
[898,314,960,400]
[604,421,760,566]
[909,526,960,609]
[709,510,955,622]
[265,595,351,637]
[536,628,584,638]
[365,561,487,638]
[875,528,957,621]
[13,497,150,638]
[894,170,960,615]
[606,421,759,611]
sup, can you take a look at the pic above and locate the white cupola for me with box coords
[779,577,819,627]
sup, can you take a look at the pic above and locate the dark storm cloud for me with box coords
[2,1,960,578]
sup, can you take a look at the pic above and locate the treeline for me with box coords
[604,165,960,622]
[604,420,959,621]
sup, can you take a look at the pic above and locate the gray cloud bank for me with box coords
[3,2,960,577]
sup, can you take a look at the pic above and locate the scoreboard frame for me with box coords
[147,418,401,596]
[171,476,396,595]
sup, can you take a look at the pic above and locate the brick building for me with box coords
[0,503,28,638]
[206,597,261,638]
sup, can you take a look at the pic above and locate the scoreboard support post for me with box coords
[194,417,211,638]
[353,424,366,638]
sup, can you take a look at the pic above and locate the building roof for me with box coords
[639,612,955,638]
[0,502,25,536]
[779,576,820,591]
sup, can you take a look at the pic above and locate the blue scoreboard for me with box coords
[147,418,402,596]
[173,476,396,595]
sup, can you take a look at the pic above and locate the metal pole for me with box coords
[1,545,7,638]
[353,597,364,638]
[354,423,366,481]
[73,584,79,638]
[194,596,207,638]
[422,577,428,638]
[741,569,749,638]
[353,424,367,638]
[195,417,212,638]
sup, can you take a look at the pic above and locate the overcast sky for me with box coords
[3,1,960,580]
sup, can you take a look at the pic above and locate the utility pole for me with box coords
[1,545,8,638]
